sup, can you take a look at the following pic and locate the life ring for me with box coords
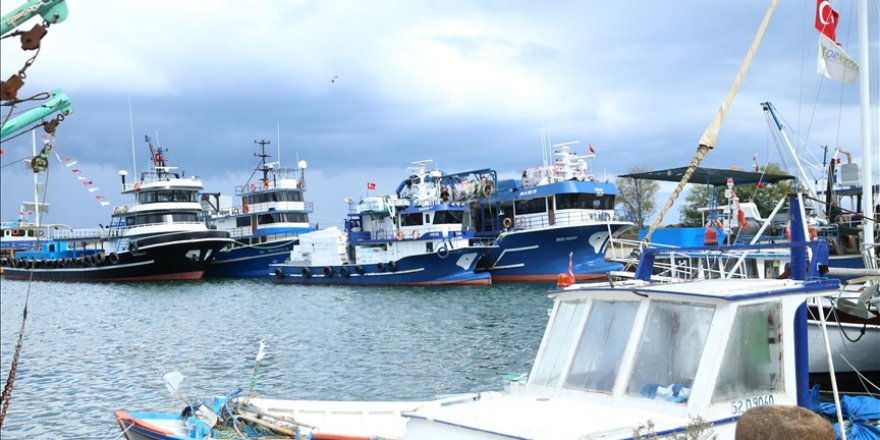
[502,218,512,228]
[11,229,20,236]
[437,244,449,259]
[250,183,257,191]
[122,205,129,213]
[113,206,120,215]
[133,183,141,191]
[108,252,120,264]
[242,204,250,214]
[395,231,404,240]
[482,182,493,197]
[38,229,45,236]
[784,223,818,241]
[411,230,420,240]
[515,218,524,228]
[263,180,269,189]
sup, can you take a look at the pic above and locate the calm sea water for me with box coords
[0,278,553,439]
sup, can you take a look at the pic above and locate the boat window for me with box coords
[433,210,463,224]
[531,300,587,386]
[138,190,198,204]
[564,300,639,393]
[712,302,783,402]
[257,213,309,225]
[556,194,616,210]
[125,214,168,226]
[245,191,303,204]
[626,301,715,403]
[171,213,199,222]
[515,198,547,215]
[400,213,424,227]
[236,216,251,227]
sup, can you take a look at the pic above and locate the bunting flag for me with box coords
[588,144,596,154]
[367,182,377,190]
[54,152,112,208]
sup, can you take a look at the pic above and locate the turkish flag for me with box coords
[367,182,376,190]
[815,0,839,42]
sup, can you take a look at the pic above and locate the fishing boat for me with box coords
[270,161,492,286]
[201,140,314,277]
[0,136,233,281]
[429,141,632,282]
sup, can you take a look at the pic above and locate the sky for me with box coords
[2,0,878,229]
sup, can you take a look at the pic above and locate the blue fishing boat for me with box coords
[271,161,492,286]
[202,140,315,277]
[432,141,632,282]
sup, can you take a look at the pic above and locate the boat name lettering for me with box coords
[731,394,774,414]
[556,236,578,242]
[518,189,538,198]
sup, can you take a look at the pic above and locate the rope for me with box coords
[0,146,51,428]
[643,0,778,244]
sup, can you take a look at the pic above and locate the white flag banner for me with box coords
[817,34,858,83]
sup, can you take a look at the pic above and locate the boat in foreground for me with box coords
[1,136,233,282]
[115,234,874,440]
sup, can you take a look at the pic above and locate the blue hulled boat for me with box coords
[271,161,492,286]
[434,141,632,282]
[202,140,315,277]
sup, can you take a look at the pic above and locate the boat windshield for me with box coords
[626,301,715,403]
[711,301,783,402]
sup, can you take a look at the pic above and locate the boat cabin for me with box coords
[405,270,839,439]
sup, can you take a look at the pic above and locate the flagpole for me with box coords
[857,0,876,267]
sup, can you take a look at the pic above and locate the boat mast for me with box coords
[32,130,39,226]
[857,0,876,267]
[643,0,779,243]
[255,139,271,185]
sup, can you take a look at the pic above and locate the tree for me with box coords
[616,166,661,230]
[678,163,794,226]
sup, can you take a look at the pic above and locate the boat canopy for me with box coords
[619,167,794,186]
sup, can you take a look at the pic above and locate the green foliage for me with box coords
[616,166,661,229]
[678,163,793,226]
[633,417,718,440]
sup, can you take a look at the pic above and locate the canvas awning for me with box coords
[618,167,794,186]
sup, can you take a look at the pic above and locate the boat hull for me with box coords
[478,223,630,281]
[272,247,491,286]
[1,231,232,282]
[205,238,297,277]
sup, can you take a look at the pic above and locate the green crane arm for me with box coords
[0,88,72,139]
[1,0,68,36]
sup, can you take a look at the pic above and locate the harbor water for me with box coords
[0,278,552,439]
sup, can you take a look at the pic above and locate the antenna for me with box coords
[276,122,282,166]
[128,97,137,174]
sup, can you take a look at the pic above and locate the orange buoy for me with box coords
[556,272,575,288]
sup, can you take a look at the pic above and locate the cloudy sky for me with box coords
[2,0,877,228]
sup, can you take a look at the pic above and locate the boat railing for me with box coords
[351,226,469,243]
[503,209,622,232]
[51,228,117,240]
